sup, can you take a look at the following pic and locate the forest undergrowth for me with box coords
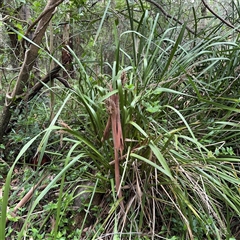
[0,1,240,239]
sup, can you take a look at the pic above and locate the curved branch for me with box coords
[145,0,195,34]
[201,0,240,33]
[24,0,64,38]
[26,65,71,101]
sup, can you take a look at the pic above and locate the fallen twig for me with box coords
[6,174,47,224]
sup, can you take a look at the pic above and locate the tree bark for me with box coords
[0,0,64,143]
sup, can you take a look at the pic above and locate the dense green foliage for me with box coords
[0,0,240,239]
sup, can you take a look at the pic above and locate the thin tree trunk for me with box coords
[0,0,64,143]
[49,20,55,121]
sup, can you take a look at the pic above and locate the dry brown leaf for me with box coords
[102,84,124,210]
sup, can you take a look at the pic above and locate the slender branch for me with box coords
[201,0,240,33]
[0,15,28,23]
[145,0,195,34]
